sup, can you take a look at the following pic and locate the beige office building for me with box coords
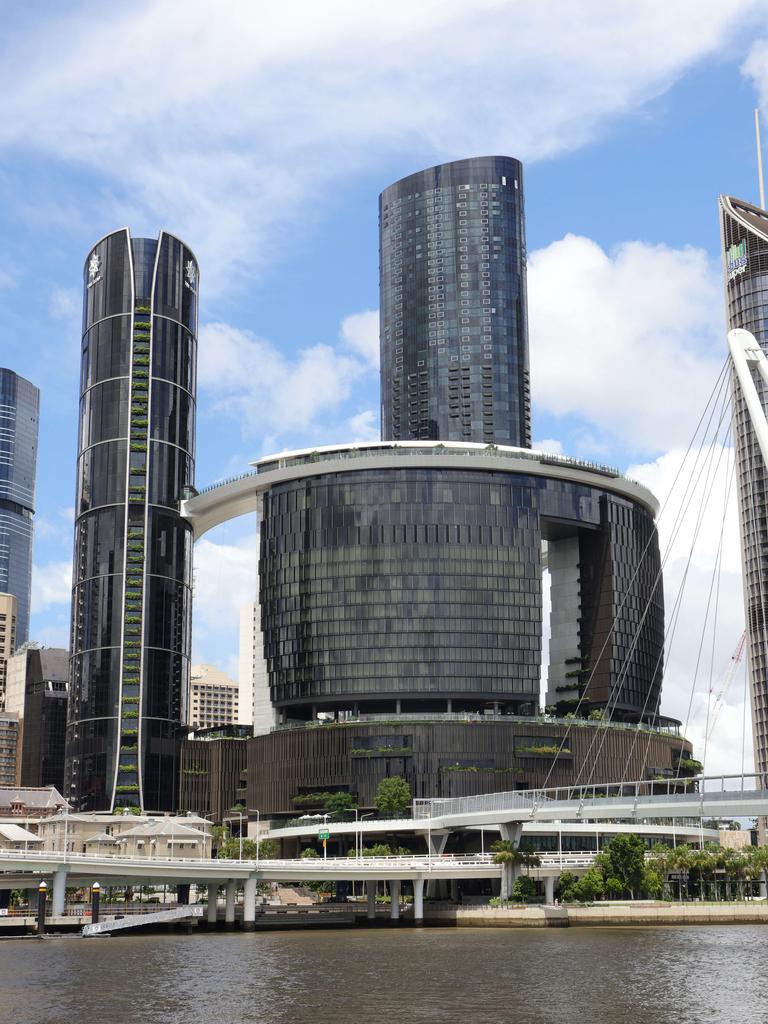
[0,594,17,710]
[239,599,273,735]
[189,664,239,729]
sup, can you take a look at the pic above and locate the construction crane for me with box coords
[706,631,747,743]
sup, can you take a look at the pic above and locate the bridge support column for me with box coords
[27,888,38,912]
[177,883,190,906]
[51,868,67,917]
[413,878,424,924]
[207,886,218,925]
[390,880,401,921]
[499,823,522,845]
[225,880,237,926]
[426,833,448,857]
[243,877,258,931]
[544,876,555,904]
[449,879,459,903]
[0,890,9,910]
[760,871,767,899]
[366,882,376,920]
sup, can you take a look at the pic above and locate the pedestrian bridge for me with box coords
[412,774,768,830]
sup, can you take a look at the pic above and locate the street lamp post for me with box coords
[248,809,261,868]
[37,880,47,935]
[91,882,101,925]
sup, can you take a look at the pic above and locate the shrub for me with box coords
[374,776,411,816]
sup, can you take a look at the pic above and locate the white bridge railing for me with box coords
[413,773,768,820]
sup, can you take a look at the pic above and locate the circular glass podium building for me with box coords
[181,441,688,815]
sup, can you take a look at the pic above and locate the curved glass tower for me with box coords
[0,369,39,649]
[720,195,768,782]
[379,156,530,446]
[65,228,198,811]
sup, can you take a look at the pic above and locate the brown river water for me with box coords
[0,925,765,1024]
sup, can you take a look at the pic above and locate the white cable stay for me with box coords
[728,327,768,468]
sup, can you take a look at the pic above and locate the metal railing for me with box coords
[414,773,768,820]
[274,712,682,737]
[253,443,622,480]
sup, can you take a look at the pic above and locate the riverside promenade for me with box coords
[426,901,768,928]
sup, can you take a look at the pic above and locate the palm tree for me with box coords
[491,840,522,900]
[669,844,693,901]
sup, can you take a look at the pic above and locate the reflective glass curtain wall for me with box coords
[66,229,198,811]
[259,467,663,722]
[0,369,39,648]
[379,157,531,446]
[720,195,768,781]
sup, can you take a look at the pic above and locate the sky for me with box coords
[2,0,768,776]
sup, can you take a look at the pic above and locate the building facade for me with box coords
[0,369,39,648]
[239,596,273,735]
[251,443,664,725]
[0,712,19,786]
[720,195,768,783]
[65,228,198,813]
[245,717,692,817]
[5,645,68,790]
[379,157,530,446]
[0,593,17,709]
[189,663,239,729]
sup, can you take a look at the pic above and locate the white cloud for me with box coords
[532,438,565,456]
[628,446,751,773]
[346,409,380,442]
[0,2,760,290]
[49,287,79,321]
[341,310,379,370]
[199,316,374,446]
[529,235,725,455]
[31,559,72,613]
[192,531,258,660]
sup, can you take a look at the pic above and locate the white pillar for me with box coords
[760,870,767,899]
[499,823,522,845]
[544,875,555,904]
[426,832,448,857]
[225,880,237,924]
[366,881,376,919]
[390,880,401,920]
[413,878,425,922]
[51,868,67,917]
[243,877,257,928]
[207,885,218,924]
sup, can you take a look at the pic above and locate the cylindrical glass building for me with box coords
[65,229,198,811]
[379,157,530,446]
[720,195,768,783]
[0,368,39,649]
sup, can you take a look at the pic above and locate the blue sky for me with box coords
[2,1,768,773]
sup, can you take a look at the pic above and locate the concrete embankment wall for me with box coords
[426,903,768,928]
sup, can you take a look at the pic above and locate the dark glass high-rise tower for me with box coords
[379,156,530,446]
[65,229,198,812]
[720,195,768,783]
[0,368,39,649]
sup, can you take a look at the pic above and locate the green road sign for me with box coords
[318,830,330,840]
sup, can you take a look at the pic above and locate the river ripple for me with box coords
[0,925,766,1024]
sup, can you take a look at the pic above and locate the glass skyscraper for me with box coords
[65,229,198,812]
[379,156,530,446]
[0,368,39,649]
[720,195,768,783]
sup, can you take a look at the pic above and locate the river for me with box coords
[0,926,766,1024]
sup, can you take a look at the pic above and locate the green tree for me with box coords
[301,847,319,858]
[326,791,357,815]
[374,776,411,816]
[510,875,538,903]
[595,834,647,898]
[573,867,605,903]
